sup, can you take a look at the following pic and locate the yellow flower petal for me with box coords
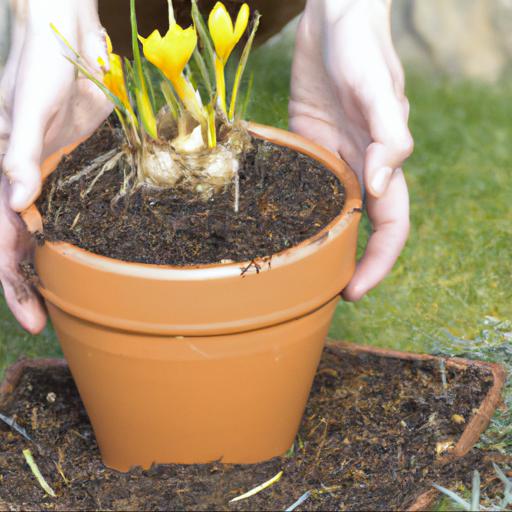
[103,53,132,113]
[233,4,250,43]
[106,34,114,55]
[101,36,133,116]
[140,25,197,84]
[208,1,249,63]
[139,29,165,70]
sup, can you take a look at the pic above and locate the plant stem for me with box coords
[214,56,227,116]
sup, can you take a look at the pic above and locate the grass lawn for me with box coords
[1,35,511,450]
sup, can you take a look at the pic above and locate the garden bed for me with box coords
[0,341,506,511]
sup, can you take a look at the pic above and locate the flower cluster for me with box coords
[53,0,259,152]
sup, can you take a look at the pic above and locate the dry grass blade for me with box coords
[229,470,283,503]
[22,448,56,498]
[285,490,312,512]
[0,412,32,442]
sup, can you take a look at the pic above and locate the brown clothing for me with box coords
[100,0,305,57]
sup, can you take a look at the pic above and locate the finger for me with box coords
[0,177,47,334]
[78,3,110,73]
[1,275,47,334]
[343,169,409,301]
[363,86,413,199]
[3,21,77,211]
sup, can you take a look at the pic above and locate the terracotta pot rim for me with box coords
[21,122,362,279]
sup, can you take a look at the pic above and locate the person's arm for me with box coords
[290,0,413,301]
[0,0,112,333]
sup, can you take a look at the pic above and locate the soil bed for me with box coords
[0,345,502,511]
[37,121,345,266]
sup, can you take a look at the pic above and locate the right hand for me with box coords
[290,0,413,302]
[0,0,113,333]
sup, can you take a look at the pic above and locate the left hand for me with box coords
[0,0,112,333]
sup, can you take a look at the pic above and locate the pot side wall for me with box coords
[49,299,337,470]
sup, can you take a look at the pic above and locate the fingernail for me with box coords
[371,167,393,197]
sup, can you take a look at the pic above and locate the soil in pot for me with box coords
[36,120,346,266]
[0,346,505,511]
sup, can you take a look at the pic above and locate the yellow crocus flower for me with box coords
[99,36,135,120]
[208,2,249,115]
[139,25,204,123]
[209,2,249,62]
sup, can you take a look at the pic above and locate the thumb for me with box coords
[3,149,42,213]
[3,139,41,212]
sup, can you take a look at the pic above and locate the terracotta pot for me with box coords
[21,123,362,471]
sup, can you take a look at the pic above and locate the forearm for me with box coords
[304,0,391,26]
[9,0,99,28]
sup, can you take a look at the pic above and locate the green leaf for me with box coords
[123,57,136,91]
[191,0,216,76]
[142,59,158,112]
[161,80,181,120]
[192,47,213,100]
[130,0,157,139]
[50,23,80,60]
[433,484,471,511]
[239,71,254,120]
[229,12,261,121]
[185,63,199,92]
[493,463,512,491]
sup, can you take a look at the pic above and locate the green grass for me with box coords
[1,42,511,443]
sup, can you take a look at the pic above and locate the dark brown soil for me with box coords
[37,121,345,266]
[0,345,503,511]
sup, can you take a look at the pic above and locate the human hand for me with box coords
[0,176,46,333]
[0,0,113,333]
[289,0,413,301]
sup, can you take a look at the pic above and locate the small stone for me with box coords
[451,414,465,424]
[46,392,57,404]
[436,440,455,456]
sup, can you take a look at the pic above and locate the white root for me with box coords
[54,124,251,210]
[70,212,80,230]
[57,149,119,189]
[81,151,125,198]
